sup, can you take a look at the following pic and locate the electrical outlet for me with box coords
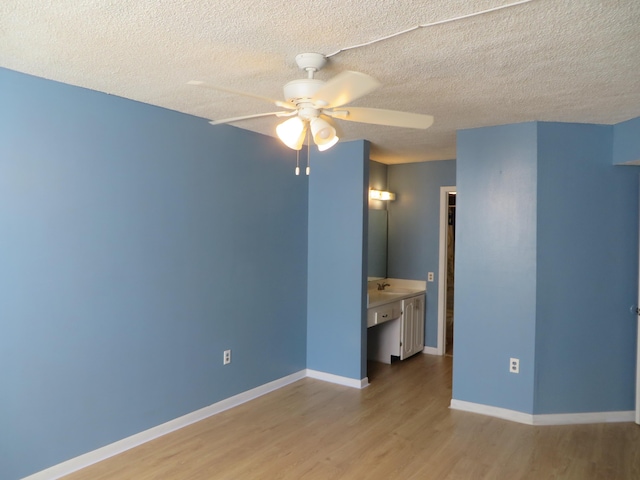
[510,357,519,374]
[428,272,434,282]
[223,349,231,365]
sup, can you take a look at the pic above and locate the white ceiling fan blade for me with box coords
[188,80,294,110]
[332,107,434,129]
[208,111,293,126]
[312,71,381,108]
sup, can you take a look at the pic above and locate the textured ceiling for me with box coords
[1,0,639,164]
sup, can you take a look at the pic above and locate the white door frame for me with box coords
[436,186,456,356]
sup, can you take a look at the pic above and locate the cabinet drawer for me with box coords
[367,301,401,327]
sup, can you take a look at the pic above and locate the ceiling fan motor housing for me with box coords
[283,79,324,106]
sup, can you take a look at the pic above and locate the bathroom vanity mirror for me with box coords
[368,209,388,279]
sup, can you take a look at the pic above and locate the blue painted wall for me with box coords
[535,122,638,413]
[387,160,456,348]
[453,123,538,413]
[453,120,639,415]
[307,141,369,380]
[613,116,640,164]
[0,68,309,479]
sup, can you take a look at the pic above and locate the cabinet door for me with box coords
[413,295,425,354]
[400,297,416,360]
[400,295,425,360]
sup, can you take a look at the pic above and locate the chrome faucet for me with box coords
[377,282,391,291]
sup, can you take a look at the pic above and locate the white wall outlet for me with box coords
[510,357,519,373]
[223,349,231,365]
[428,272,434,282]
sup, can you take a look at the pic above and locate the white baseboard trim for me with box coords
[450,399,533,424]
[422,346,440,355]
[450,399,635,426]
[306,369,369,389]
[23,370,307,480]
[531,410,635,425]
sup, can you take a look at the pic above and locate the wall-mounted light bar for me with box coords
[369,189,396,201]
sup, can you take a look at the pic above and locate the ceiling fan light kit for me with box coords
[316,134,339,152]
[275,117,307,150]
[310,117,337,144]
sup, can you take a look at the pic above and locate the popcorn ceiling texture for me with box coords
[1,0,639,163]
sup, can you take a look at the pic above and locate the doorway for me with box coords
[445,193,456,356]
[437,186,456,356]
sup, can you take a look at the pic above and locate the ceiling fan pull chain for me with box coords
[295,149,300,176]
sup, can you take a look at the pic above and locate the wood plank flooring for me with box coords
[64,354,640,479]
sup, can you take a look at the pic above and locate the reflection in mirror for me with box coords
[368,209,388,280]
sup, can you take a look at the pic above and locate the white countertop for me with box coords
[367,278,426,308]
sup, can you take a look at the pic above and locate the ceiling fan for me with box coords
[188,53,434,151]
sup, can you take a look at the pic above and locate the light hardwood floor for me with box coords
[64,354,640,479]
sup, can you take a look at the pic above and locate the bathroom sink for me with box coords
[368,291,397,301]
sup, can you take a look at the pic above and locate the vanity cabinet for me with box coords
[367,293,425,364]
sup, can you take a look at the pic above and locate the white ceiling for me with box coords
[1,0,639,164]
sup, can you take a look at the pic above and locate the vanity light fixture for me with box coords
[369,189,396,201]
